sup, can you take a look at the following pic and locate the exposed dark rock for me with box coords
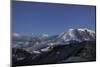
[12,41,96,67]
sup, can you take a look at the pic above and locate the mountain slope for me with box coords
[12,41,96,66]
[12,28,96,66]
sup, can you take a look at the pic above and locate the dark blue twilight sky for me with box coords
[12,1,96,36]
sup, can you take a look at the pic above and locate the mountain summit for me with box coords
[58,28,95,42]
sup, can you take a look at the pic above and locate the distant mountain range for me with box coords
[13,28,95,42]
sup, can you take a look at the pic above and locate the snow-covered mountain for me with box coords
[12,28,96,51]
[12,28,96,66]
[58,28,95,42]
